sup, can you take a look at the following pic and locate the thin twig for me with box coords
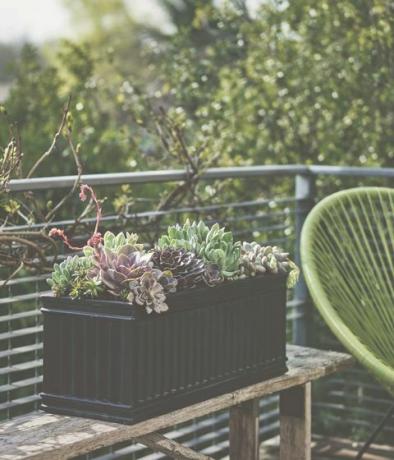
[26,96,71,178]
[44,129,82,223]
[0,261,24,287]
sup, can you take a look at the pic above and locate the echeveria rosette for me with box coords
[91,245,153,298]
[158,220,241,279]
[128,270,175,314]
[91,245,177,313]
[200,238,240,279]
[239,242,299,288]
[151,247,206,289]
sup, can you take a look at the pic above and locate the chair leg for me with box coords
[355,403,394,460]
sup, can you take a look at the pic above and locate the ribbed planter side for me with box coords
[41,274,288,424]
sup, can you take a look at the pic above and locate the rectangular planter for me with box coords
[40,274,288,424]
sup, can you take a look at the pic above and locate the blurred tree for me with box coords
[0,0,167,176]
[159,0,218,44]
[0,45,65,175]
[159,0,394,167]
[0,43,20,83]
[1,0,393,178]
[62,0,151,80]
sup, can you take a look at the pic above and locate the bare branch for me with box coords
[26,96,71,178]
[44,129,83,223]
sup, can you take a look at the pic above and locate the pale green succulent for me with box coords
[83,231,143,257]
[68,274,103,299]
[47,255,102,298]
[239,242,299,288]
[158,220,240,278]
[47,255,82,296]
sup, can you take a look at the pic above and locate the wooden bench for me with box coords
[0,345,353,460]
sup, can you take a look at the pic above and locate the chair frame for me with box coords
[301,187,394,458]
[301,187,394,393]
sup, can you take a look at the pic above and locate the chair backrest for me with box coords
[301,187,394,393]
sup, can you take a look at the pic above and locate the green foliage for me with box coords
[47,255,101,298]
[0,43,20,83]
[103,231,143,252]
[157,220,241,278]
[0,45,65,175]
[159,0,394,168]
[48,220,298,312]
[2,0,392,183]
[0,42,151,177]
[239,242,299,288]
[83,231,143,256]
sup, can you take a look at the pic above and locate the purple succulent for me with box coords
[203,263,223,287]
[151,248,206,290]
[91,245,153,298]
[92,245,177,313]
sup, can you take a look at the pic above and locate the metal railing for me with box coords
[1,164,393,459]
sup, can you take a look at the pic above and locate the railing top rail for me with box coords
[7,165,393,192]
[309,165,394,177]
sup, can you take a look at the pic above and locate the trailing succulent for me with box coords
[48,215,299,314]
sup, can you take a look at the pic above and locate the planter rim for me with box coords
[41,272,287,319]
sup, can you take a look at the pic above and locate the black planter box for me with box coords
[40,274,288,424]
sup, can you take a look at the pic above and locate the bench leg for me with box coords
[280,382,311,460]
[229,398,260,460]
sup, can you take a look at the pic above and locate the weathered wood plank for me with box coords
[229,399,259,460]
[0,345,353,460]
[280,382,311,460]
[133,432,213,460]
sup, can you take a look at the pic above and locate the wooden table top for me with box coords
[0,345,353,460]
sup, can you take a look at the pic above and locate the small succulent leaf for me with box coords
[104,231,115,246]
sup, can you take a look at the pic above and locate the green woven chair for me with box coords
[301,187,394,458]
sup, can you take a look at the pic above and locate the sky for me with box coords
[0,0,165,44]
[0,0,71,43]
[0,0,262,44]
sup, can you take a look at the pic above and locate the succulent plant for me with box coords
[91,245,177,312]
[83,231,143,257]
[48,213,299,314]
[68,273,103,299]
[239,242,299,288]
[91,245,153,298]
[47,255,102,299]
[47,256,80,296]
[202,263,223,286]
[151,247,206,289]
[158,220,240,278]
[128,270,170,314]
